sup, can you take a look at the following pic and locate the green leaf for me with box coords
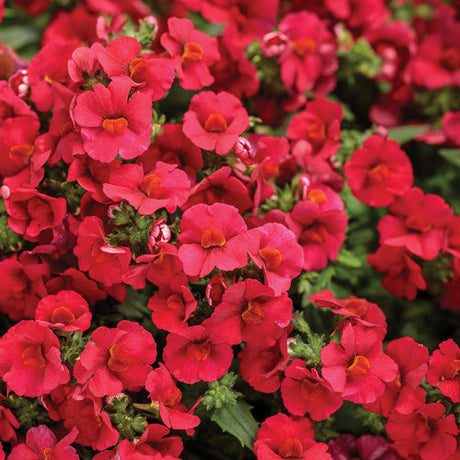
[0,25,41,51]
[387,124,430,144]
[211,401,259,449]
[439,148,460,167]
[337,249,362,268]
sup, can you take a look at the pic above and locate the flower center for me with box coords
[279,436,304,458]
[190,341,211,361]
[21,343,46,368]
[108,344,131,373]
[140,173,162,198]
[300,223,328,245]
[307,189,327,205]
[8,143,35,165]
[182,42,204,62]
[405,214,432,233]
[241,300,265,325]
[51,306,76,325]
[201,227,226,248]
[343,299,368,317]
[300,378,320,400]
[43,448,55,460]
[291,37,317,57]
[258,247,282,270]
[102,117,128,135]
[204,113,228,133]
[305,117,326,144]
[347,355,371,376]
[163,386,182,407]
[368,163,389,182]
[441,47,460,71]
[128,57,149,83]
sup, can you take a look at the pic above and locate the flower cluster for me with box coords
[0,0,458,459]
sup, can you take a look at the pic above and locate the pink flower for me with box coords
[74,321,157,397]
[178,203,249,277]
[183,91,249,154]
[321,324,398,404]
[73,79,152,162]
[161,17,219,90]
[163,323,233,384]
[344,135,414,207]
[0,320,70,397]
[103,162,191,215]
[248,223,304,295]
[9,425,78,460]
[35,290,91,332]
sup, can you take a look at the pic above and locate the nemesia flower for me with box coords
[441,110,460,146]
[287,97,343,162]
[94,36,175,100]
[35,290,91,332]
[178,203,249,277]
[210,279,293,346]
[378,187,453,260]
[254,413,331,460]
[146,364,201,431]
[0,320,70,397]
[103,162,191,215]
[426,339,459,403]
[248,223,304,295]
[183,91,250,154]
[5,187,67,242]
[281,359,343,420]
[344,135,414,207]
[163,322,233,384]
[386,402,458,460]
[73,79,152,162]
[321,324,398,404]
[8,425,78,460]
[367,245,427,300]
[74,216,131,287]
[327,434,397,460]
[161,17,219,90]
[309,290,387,340]
[278,11,338,95]
[74,320,157,397]
[0,397,19,442]
[363,337,429,416]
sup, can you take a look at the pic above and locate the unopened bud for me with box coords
[261,32,288,57]
[233,137,255,164]
[148,218,170,252]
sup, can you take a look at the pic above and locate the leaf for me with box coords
[211,400,259,449]
[439,149,460,167]
[0,25,41,51]
[337,249,362,268]
[387,124,430,144]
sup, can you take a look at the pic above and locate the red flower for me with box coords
[442,110,460,146]
[278,11,338,95]
[363,337,429,416]
[210,279,293,346]
[35,290,91,332]
[161,17,219,90]
[9,425,78,460]
[103,162,191,215]
[309,290,387,340]
[367,245,427,300]
[248,223,304,295]
[287,97,343,162]
[94,36,175,100]
[74,216,131,287]
[378,187,453,260]
[178,203,249,277]
[386,403,458,460]
[74,321,157,397]
[344,135,413,207]
[327,434,396,460]
[146,364,201,431]
[73,79,152,162]
[426,339,459,403]
[254,413,331,460]
[0,320,69,397]
[281,359,343,421]
[321,324,398,404]
[163,322,233,384]
[5,187,66,242]
[183,91,249,154]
